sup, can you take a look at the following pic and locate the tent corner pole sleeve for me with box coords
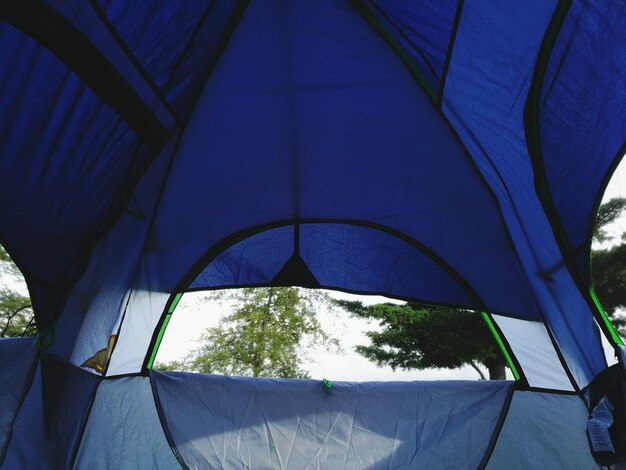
[0,0,171,151]
[347,0,438,104]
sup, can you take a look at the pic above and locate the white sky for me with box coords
[156,158,626,381]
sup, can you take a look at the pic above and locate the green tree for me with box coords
[339,198,626,380]
[0,245,35,338]
[158,287,338,378]
[337,301,501,380]
[591,197,626,333]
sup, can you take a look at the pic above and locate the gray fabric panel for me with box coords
[2,364,52,469]
[74,376,180,470]
[487,391,601,469]
[152,372,513,470]
[0,337,38,463]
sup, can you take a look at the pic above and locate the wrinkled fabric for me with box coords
[152,372,513,469]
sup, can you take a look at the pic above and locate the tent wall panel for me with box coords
[93,0,244,120]
[0,15,149,294]
[359,0,459,94]
[74,376,180,469]
[441,0,606,387]
[491,315,574,391]
[46,136,177,366]
[2,365,52,469]
[3,359,98,469]
[486,390,601,469]
[0,337,38,464]
[538,1,626,278]
[142,0,539,317]
[151,371,514,470]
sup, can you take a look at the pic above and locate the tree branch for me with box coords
[468,360,486,380]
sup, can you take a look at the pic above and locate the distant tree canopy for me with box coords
[157,287,338,379]
[0,245,34,338]
[335,301,501,380]
[591,197,626,331]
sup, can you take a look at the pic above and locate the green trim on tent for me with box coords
[168,292,183,314]
[146,314,172,370]
[482,312,521,381]
[590,288,624,346]
[146,293,183,369]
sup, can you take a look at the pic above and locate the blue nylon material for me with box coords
[442,0,606,386]
[3,359,99,469]
[0,2,623,459]
[2,365,51,469]
[190,226,294,289]
[42,0,176,130]
[0,24,142,285]
[148,0,538,320]
[364,0,458,92]
[0,338,38,464]
[74,377,179,469]
[539,1,626,279]
[190,223,474,306]
[487,391,601,469]
[95,0,239,120]
[152,371,513,469]
[48,137,177,363]
[0,1,237,323]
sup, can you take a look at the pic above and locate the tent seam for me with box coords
[0,343,40,465]
[86,0,181,125]
[140,219,522,376]
[149,371,189,469]
[523,0,619,356]
[438,0,464,108]
[477,383,516,469]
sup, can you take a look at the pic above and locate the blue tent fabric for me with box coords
[190,223,475,307]
[441,0,607,386]
[147,0,540,319]
[74,376,179,469]
[0,0,625,466]
[0,337,38,463]
[151,371,514,469]
[537,1,626,279]
[2,359,99,469]
[360,0,459,96]
[2,365,52,469]
[487,390,602,469]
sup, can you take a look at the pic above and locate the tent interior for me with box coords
[1,0,625,468]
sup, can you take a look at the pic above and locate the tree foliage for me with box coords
[591,197,626,333]
[0,245,34,338]
[158,287,338,378]
[336,301,502,380]
[593,197,626,243]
